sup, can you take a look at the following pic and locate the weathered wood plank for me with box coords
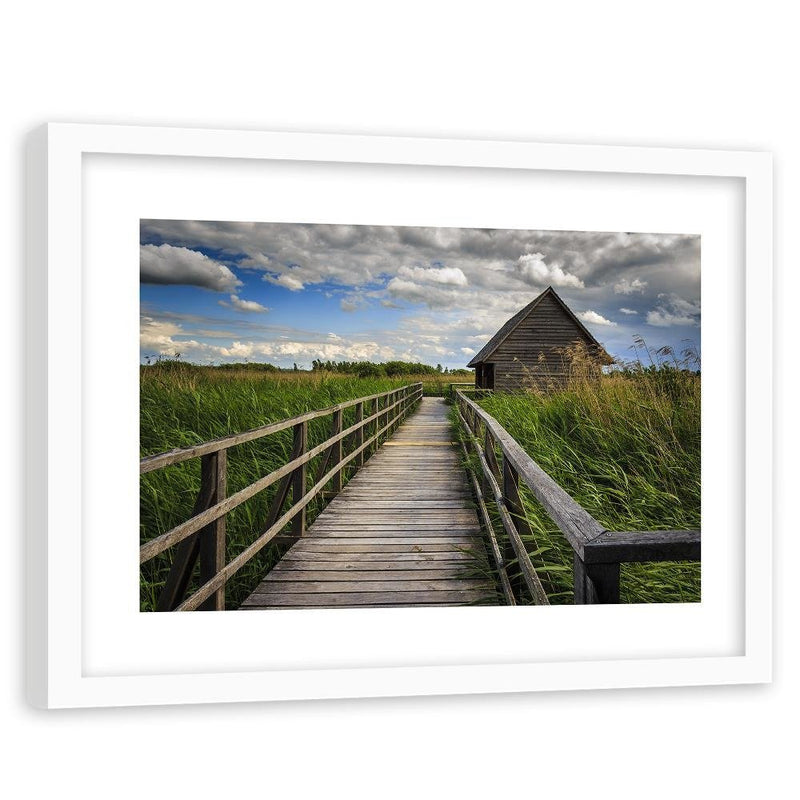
[252,579,493,593]
[273,566,474,577]
[241,590,496,608]
[278,552,474,564]
[241,396,499,609]
[199,449,227,611]
[583,529,701,564]
[297,532,482,540]
[289,538,478,548]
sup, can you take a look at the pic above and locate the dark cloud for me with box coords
[140,243,242,292]
[140,220,701,365]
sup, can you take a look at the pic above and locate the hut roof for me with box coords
[466,286,612,367]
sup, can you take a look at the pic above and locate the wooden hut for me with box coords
[467,286,613,391]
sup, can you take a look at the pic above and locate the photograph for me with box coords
[139,221,702,611]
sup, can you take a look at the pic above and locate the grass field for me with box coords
[140,363,447,610]
[140,357,700,609]
[464,365,701,603]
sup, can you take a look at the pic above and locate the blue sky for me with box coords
[140,221,701,370]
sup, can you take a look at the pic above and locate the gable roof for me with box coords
[466,286,611,367]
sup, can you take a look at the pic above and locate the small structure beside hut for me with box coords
[468,286,613,391]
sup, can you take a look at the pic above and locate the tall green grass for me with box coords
[463,364,700,604]
[140,364,445,610]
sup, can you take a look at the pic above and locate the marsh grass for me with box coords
[455,341,701,604]
[140,365,448,610]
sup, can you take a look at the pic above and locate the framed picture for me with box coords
[26,123,772,708]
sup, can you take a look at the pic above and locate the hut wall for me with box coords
[489,292,595,391]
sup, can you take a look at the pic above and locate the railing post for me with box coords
[199,449,227,610]
[573,555,620,604]
[157,451,221,612]
[291,421,307,537]
[502,456,526,601]
[372,397,379,452]
[331,409,343,492]
[355,401,364,466]
[481,425,491,499]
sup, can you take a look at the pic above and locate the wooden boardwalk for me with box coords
[241,397,498,609]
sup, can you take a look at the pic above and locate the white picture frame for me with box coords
[26,123,772,708]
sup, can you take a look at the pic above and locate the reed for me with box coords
[140,364,454,610]
[470,341,701,603]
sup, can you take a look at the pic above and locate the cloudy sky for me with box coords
[140,221,700,369]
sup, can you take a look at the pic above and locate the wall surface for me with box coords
[490,291,596,389]
[2,3,796,798]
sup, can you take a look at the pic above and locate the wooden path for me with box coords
[241,397,498,609]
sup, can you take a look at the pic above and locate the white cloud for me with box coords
[216,338,396,363]
[646,293,700,327]
[397,265,468,286]
[515,253,584,289]
[267,273,305,291]
[386,278,463,308]
[614,277,648,295]
[577,310,617,327]
[140,221,701,366]
[619,307,638,315]
[140,243,242,292]
[460,347,476,355]
[218,294,269,313]
[140,317,182,350]
[139,316,212,358]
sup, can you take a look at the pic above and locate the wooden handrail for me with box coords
[140,395,411,563]
[454,390,700,605]
[141,383,424,610]
[456,391,604,556]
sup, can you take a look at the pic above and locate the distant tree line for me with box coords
[142,353,472,377]
[310,359,471,377]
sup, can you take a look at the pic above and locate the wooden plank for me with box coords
[583,529,701,564]
[260,565,488,580]
[291,421,307,538]
[278,552,475,564]
[175,410,412,610]
[289,537,478,546]
[574,555,621,604]
[155,452,218,611]
[301,532,482,540]
[240,603,478,609]
[252,579,493,593]
[240,396,500,610]
[355,401,364,467]
[292,538,481,554]
[308,525,481,532]
[274,565,475,576]
[199,449,227,611]
[331,408,343,492]
[241,590,496,608]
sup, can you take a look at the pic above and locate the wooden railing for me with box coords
[140,383,424,611]
[454,390,701,605]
